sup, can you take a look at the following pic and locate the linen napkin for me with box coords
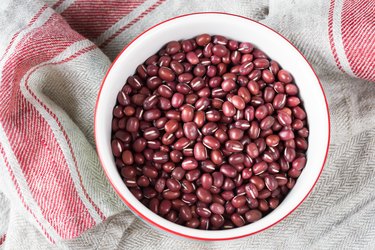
[0,0,374,249]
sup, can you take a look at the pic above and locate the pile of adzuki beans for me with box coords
[111,34,309,230]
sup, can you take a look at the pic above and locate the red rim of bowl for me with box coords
[94,12,331,241]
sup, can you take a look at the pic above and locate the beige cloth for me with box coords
[0,0,374,249]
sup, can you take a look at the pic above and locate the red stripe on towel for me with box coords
[99,0,166,48]
[0,14,98,240]
[341,0,375,81]
[0,5,48,63]
[61,0,145,39]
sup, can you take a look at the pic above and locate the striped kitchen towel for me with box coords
[0,0,374,249]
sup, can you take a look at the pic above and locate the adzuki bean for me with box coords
[111,34,309,230]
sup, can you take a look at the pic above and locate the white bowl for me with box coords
[95,12,330,241]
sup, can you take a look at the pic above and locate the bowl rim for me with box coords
[94,12,331,241]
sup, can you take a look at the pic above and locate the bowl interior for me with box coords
[95,13,329,240]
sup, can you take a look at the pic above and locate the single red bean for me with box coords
[165,41,181,55]
[186,51,200,65]
[269,60,280,75]
[231,213,245,227]
[171,167,185,181]
[111,139,124,157]
[160,133,174,146]
[212,44,228,57]
[149,198,159,213]
[220,164,238,178]
[185,169,200,182]
[285,83,299,95]
[264,175,278,191]
[228,154,245,166]
[238,42,254,53]
[125,117,139,133]
[237,205,250,215]
[127,75,143,90]
[277,69,293,83]
[196,187,212,203]
[249,121,260,139]
[254,58,270,69]
[154,177,166,193]
[260,116,275,130]
[212,172,224,188]
[186,218,200,228]
[231,195,247,208]
[245,183,259,199]
[163,190,180,200]
[266,134,280,147]
[133,138,146,153]
[273,94,287,110]
[277,111,292,126]
[287,96,301,107]
[296,137,308,150]
[293,106,307,120]
[262,69,275,84]
[195,34,211,46]
[221,79,236,92]
[171,93,184,108]
[166,178,181,192]
[173,137,190,150]
[253,161,268,175]
[201,122,218,135]
[152,151,168,164]
[279,129,295,141]
[194,110,206,128]
[180,105,194,123]
[269,197,280,209]
[213,35,228,45]
[228,40,238,50]
[245,209,262,223]
[179,205,192,221]
[124,178,137,187]
[178,72,193,83]
[196,206,212,218]
[241,167,252,179]
[203,135,220,150]
[244,106,255,122]
[292,156,307,170]
[158,67,175,82]
[181,40,194,52]
[288,168,301,178]
[181,179,195,194]
[143,109,161,121]
[239,62,254,75]
[182,193,197,205]
[255,105,268,121]
[284,147,296,162]
[194,142,207,161]
[225,140,244,153]
[159,200,172,215]
[143,127,160,140]
[183,122,199,140]
[227,128,243,141]
[164,119,179,134]
[181,157,198,170]
[249,69,262,81]
[120,166,136,179]
[222,191,235,202]
[258,199,269,212]
[208,203,224,215]
[230,95,246,110]
[298,127,309,138]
